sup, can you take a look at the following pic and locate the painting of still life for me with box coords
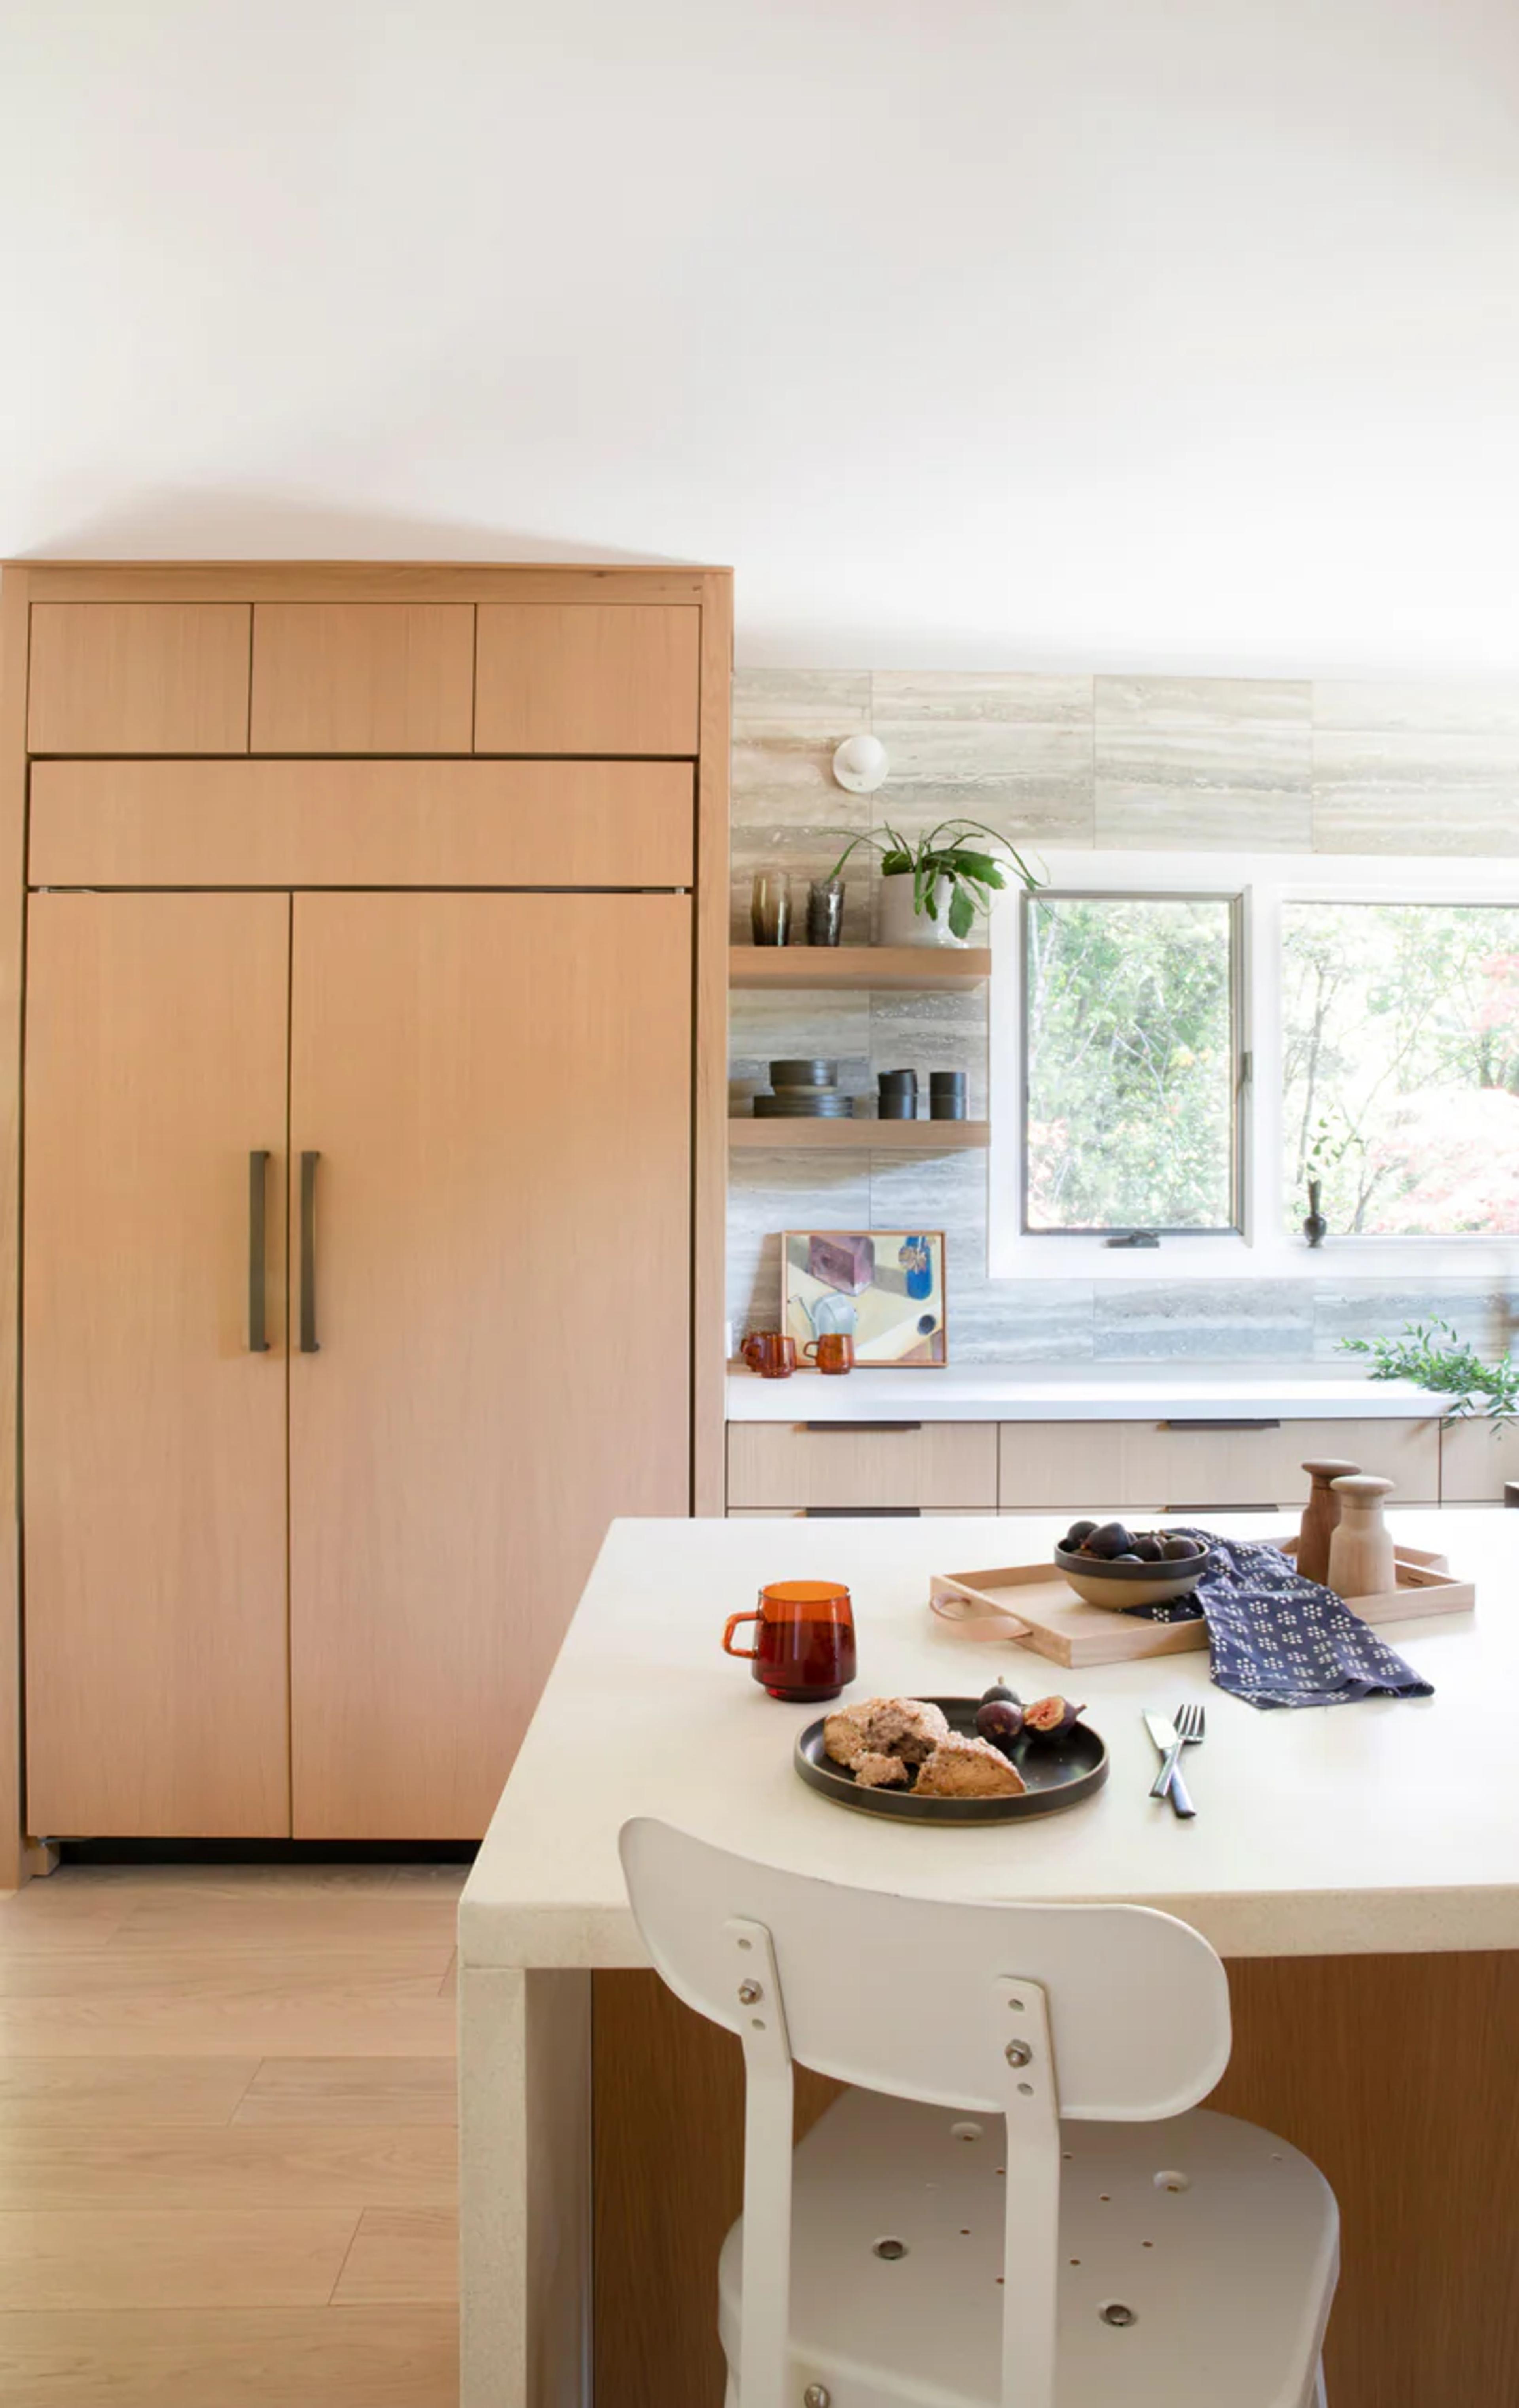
[782,1230,948,1367]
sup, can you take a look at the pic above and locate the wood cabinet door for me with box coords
[27,602,251,753]
[250,604,475,753]
[474,604,700,754]
[23,893,291,1836]
[288,892,692,1839]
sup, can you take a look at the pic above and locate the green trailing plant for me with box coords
[1340,1317,1519,1431]
[825,819,1042,941]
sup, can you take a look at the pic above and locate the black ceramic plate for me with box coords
[794,1696,1108,1824]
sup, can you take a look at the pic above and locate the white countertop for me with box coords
[727,1364,1447,1422]
[460,1508,1519,1969]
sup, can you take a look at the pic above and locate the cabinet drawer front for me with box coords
[727,1422,996,1511]
[250,603,475,753]
[475,604,700,755]
[998,1417,1441,1510]
[28,603,251,754]
[1439,1418,1518,1502]
[30,760,694,889]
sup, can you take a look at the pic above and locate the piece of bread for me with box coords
[913,1734,1027,1799]
[862,1697,950,1764]
[852,1750,909,1789]
[823,1704,873,1768]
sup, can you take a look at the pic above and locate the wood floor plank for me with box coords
[0,2207,359,2310]
[110,1892,461,1951]
[0,2125,456,2210]
[0,2056,259,2128]
[0,1946,453,1996]
[0,1949,458,2055]
[331,2206,458,2304]
[0,2304,457,2408]
[233,2055,458,2127]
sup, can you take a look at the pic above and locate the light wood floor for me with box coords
[0,1859,461,2405]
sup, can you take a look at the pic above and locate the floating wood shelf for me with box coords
[729,1118,989,1151]
[729,945,991,992]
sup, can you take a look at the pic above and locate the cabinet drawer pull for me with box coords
[804,1505,922,1517]
[248,1150,270,1354]
[802,1420,921,1434]
[299,1150,320,1354]
[1161,1418,1282,1432]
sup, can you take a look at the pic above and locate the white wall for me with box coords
[3,0,1517,672]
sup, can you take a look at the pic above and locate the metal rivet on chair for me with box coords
[872,2237,908,2260]
[1005,2039,1033,2068]
[803,2387,832,2407]
[737,1978,763,2005]
[1100,2302,1138,2327]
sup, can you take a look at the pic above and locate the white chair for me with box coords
[620,1818,1337,2408]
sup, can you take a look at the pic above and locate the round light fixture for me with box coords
[831,734,889,794]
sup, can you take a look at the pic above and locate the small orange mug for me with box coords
[804,1333,854,1375]
[723,1579,856,1700]
[742,1330,797,1379]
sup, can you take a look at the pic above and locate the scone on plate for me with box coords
[823,1704,873,1769]
[852,1750,909,1789]
[862,1697,950,1764]
[913,1734,1027,1799]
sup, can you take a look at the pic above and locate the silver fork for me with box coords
[1150,1700,1206,1802]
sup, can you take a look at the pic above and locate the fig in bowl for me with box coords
[1053,1525,1212,1611]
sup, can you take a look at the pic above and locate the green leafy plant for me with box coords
[1340,1317,1519,1431]
[826,819,1042,941]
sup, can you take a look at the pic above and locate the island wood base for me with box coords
[591,1953,1519,2408]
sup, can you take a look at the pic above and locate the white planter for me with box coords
[877,871,974,948]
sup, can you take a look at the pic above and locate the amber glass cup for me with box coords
[803,1333,854,1375]
[741,1330,797,1379]
[723,1580,856,1701]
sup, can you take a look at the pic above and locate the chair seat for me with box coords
[719,2089,1338,2408]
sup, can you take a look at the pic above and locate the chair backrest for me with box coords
[620,1816,1230,2120]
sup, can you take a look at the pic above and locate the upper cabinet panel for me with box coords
[28,603,252,754]
[475,603,700,755]
[250,603,475,753]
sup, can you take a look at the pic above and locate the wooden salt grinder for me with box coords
[1326,1473,1396,1601]
[1297,1457,1362,1585]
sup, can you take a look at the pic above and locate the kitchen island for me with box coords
[459,1508,1519,2408]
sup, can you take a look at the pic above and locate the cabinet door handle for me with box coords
[1161,1418,1282,1432]
[299,1151,320,1354]
[248,1151,270,1353]
[803,1421,922,1434]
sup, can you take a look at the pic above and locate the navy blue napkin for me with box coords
[1127,1528,1434,1711]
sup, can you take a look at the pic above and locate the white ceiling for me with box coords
[4,0,1518,673]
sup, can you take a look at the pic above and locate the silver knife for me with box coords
[1144,1711,1197,1819]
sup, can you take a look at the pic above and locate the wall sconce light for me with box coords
[831,734,889,794]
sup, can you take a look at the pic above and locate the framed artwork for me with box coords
[782,1230,948,1367]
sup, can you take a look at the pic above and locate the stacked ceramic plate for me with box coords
[753,1058,857,1119]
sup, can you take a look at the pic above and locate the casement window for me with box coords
[989,852,1519,1280]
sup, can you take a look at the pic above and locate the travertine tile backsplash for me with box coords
[728,667,1519,1361]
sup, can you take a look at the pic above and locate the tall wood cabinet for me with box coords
[0,564,731,1862]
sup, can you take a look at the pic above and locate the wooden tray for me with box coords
[929,1540,1475,1668]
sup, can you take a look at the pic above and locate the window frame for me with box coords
[988,848,1519,1283]
[1018,884,1247,1238]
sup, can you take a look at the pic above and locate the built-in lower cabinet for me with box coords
[997,1417,1442,1511]
[24,886,693,1840]
[725,1412,1450,1518]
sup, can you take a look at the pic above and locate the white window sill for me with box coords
[987,1231,1519,1282]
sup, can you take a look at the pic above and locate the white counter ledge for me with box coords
[726,1363,1447,1422]
[458,1508,1519,2408]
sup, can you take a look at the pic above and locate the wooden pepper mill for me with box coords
[1297,1457,1362,1585]
[1326,1473,1396,1601]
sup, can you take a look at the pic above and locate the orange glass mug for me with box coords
[723,1580,856,1701]
[804,1333,855,1375]
[741,1330,797,1379]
